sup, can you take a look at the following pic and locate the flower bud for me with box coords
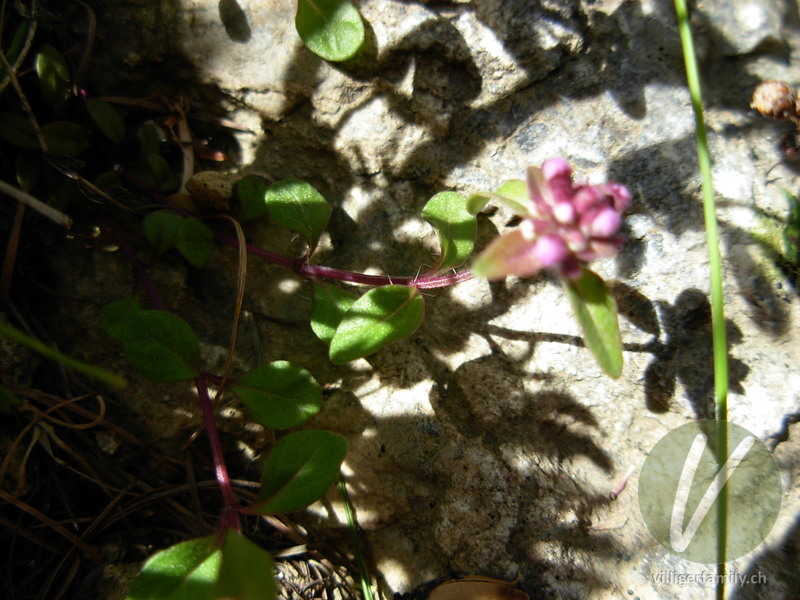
[473,159,630,281]
[588,208,622,238]
[553,201,576,224]
[541,157,572,180]
[540,158,574,206]
[751,80,798,121]
[533,234,570,267]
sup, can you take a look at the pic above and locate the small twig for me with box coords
[610,465,635,500]
[211,215,247,408]
[70,0,96,96]
[0,0,6,45]
[0,488,102,563]
[47,555,81,600]
[0,394,94,487]
[273,545,309,558]
[66,170,132,211]
[587,516,629,531]
[1,200,26,302]
[0,47,48,151]
[260,514,310,547]
[0,3,38,95]
[43,480,138,600]
[0,179,73,228]
[183,215,247,446]
[185,454,204,521]
[0,514,60,553]
[171,97,195,193]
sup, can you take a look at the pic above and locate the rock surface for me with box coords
[78,0,800,598]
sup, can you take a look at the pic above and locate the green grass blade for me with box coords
[0,321,125,388]
[674,0,729,591]
[339,475,374,600]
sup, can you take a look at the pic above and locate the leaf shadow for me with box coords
[219,0,251,43]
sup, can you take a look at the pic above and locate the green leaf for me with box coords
[496,179,529,207]
[94,170,124,192]
[125,535,220,600]
[100,296,143,340]
[0,112,39,150]
[296,0,365,62]
[466,179,530,216]
[0,21,32,90]
[421,191,476,272]
[139,154,179,192]
[329,285,424,364]
[126,530,276,600]
[465,192,490,216]
[471,228,533,281]
[121,310,201,382]
[234,175,270,223]
[143,209,184,255]
[310,282,358,345]
[139,121,163,159]
[42,122,90,157]
[212,531,276,600]
[87,98,125,144]
[264,179,331,249]
[133,125,177,191]
[256,430,347,514]
[176,217,214,267]
[232,361,322,430]
[36,44,70,105]
[564,268,623,378]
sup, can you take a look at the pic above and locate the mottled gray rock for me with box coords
[700,0,787,56]
[82,0,800,599]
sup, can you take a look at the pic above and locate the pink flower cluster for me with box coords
[473,158,630,280]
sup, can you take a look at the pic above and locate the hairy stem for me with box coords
[216,233,475,289]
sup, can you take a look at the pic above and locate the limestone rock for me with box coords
[77,1,800,599]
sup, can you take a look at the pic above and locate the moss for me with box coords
[749,200,800,289]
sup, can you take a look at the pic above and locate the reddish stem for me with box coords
[215,234,475,289]
[119,169,476,291]
[104,217,166,310]
[110,173,476,529]
[106,218,240,529]
[196,372,241,532]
